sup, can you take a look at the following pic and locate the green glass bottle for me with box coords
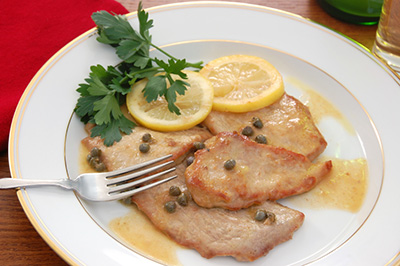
[317,0,384,25]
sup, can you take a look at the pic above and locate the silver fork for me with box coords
[1,154,177,201]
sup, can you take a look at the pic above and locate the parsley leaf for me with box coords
[74,2,203,146]
[166,79,189,115]
[74,64,134,146]
[142,75,167,102]
[93,94,122,125]
[138,2,153,41]
[92,11,140,44]
[90,115,135,146]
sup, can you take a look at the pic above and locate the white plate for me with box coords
[8,2,400,265]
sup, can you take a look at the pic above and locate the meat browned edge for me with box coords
[185,132,332,210]
[202,93,327,161]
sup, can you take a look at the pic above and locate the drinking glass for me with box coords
[372,0,400,72]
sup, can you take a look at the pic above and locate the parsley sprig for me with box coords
[74,2,203,146]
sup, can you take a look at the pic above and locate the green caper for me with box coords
[255,210,267,222]
[87,148,106,172]
[193,141,205,150]
[86,154,93,162]
[122,197,132,205]
[89,156,100,167]
[186,156,195,166]
[139,143,150,153]
[266,212,276,223]
[252,117,263,129]
[93,162,106,172]
[254,209,275,223]
[255,134,267,144]
[177,193,189,206]
[90,147,101,157]
[142,133,152,142]
[241,126,254,136]
[224,159,236,170]
[164,201,176,213]
[169,186,181,196]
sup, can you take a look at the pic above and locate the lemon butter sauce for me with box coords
[110,206,183,266]
[286,76,368,212]
[286,158,368,212]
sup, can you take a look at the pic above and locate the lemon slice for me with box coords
[126,70,214,131]
[200,54,284,113]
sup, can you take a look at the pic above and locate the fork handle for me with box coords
[0,178,72,189]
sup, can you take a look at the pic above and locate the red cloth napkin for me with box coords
[0,0,128,151]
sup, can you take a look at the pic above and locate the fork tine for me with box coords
[107,175,178,201]
[105,154,173,178]
[108,167,176,193]
[106,160,174,186]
